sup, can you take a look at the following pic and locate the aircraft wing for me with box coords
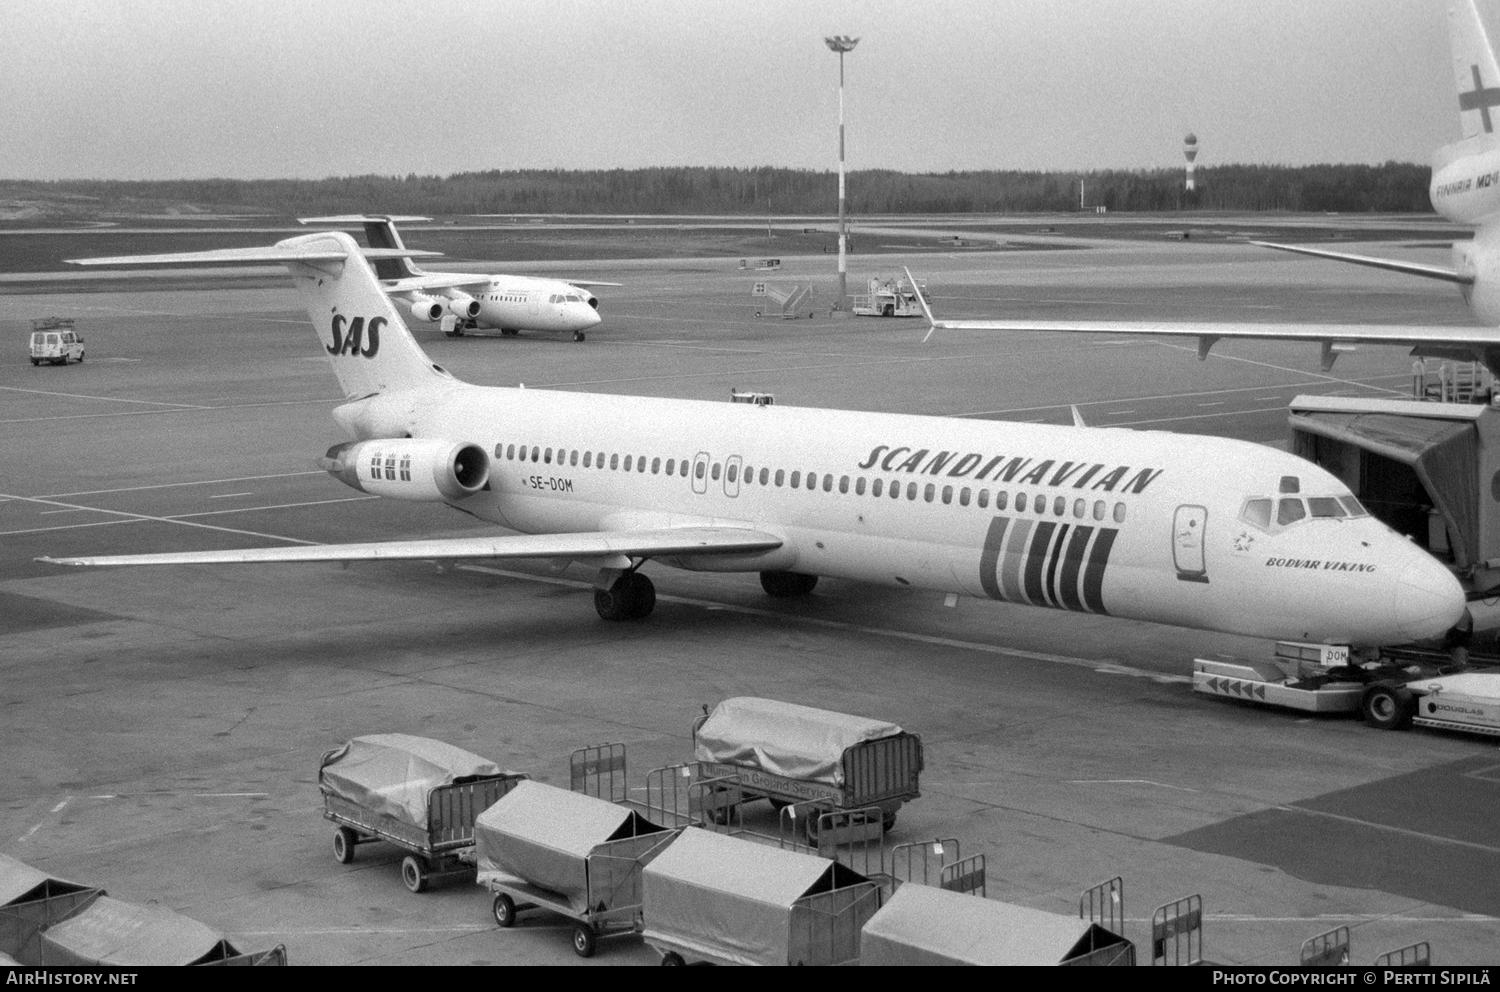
[68,246,443,266]
[567,281,624,288]
[1251,240,1472,285]
[382,273,494,292]
[39,526,783,568]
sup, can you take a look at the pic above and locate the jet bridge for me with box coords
[1288,395,1500,598]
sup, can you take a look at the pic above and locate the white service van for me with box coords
[29,322,84,365]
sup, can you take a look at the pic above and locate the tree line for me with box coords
[3,162,1435,217]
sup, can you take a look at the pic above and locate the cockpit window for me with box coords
[1307,497,1346,518]
[1279,476,1300,494]
[566,294,581,302]
[1240,498,1273,529]
[1339,495,1366,517]
[1277,498,1307,526]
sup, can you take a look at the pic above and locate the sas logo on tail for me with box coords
[327,315,383,358]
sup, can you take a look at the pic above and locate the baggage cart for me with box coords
[642,826,881,966]
[692,697,922,835]
[860,883,1135,965]
[476,780,679,957]
[318,734,527,893]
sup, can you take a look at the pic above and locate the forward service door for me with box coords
[1173,504,1208,583]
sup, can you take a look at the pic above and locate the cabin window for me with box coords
[1093,500,1106,521]
[1054,496,1066,516]
[856,477,867,496]
[808,473,819,491]
[665,458,674,475]
[544,449,553,464]
[924,483,935,503]
[959,487,970,506]
[681,460,690,477]
[597,451,605,467]
[775,469,785,486]
[494,443,504,459]
[1113,502,1127,523]
[907,482,918,501]
[822,474,832,493]
[638,456,647,473]
[978,489,990,509]
[1015,493,1028,512]
[839,475,849,494]
[649,457,659,475]
[727,464,738,483]
[1307,497,1345,518]
[891,480,902,499]
[743,464,753,483]
[584,451,592,467]
[790,471,801,488]
[695,460,705,479]
[611,454,620,470]
[872,478,883,497]
[995,491,1008,511]
[941,485,953,505]
[712,463,722,481]
[1277,498,1306,526]
[624,455,633,471]
[1073,498,1085,519]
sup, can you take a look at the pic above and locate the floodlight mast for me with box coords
[825,35,859,310]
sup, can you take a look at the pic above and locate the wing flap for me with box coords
[39,527,783,568]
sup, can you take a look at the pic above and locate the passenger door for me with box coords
[1173,505,1208,583]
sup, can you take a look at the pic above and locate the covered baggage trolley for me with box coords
[693,697,923,834]
[860,883,1135,966]
[319,733,527,893]
[642,826,881,966]
[476,780,678,957]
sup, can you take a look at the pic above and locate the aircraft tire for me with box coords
[573,330,586,342]
[627,573,655,619]
[1360,683,1413,731]
[594,585,630,621]
[760,571,818,598]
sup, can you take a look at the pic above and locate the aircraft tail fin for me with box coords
[299,215,431,280]
[69,233,450,400]
[1451,0,1500,138]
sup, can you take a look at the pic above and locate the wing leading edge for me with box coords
[39,526,783,568]
[1249,240,1471,285]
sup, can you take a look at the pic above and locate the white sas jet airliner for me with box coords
[300,215,616,342]
[47,232,1466,649]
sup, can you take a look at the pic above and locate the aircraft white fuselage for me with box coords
[404,273,603,336]
[1431,136,1500,323]
[331,378,1461,647]
[56,231,1466,650]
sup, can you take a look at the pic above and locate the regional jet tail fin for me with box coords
[1250,240,1472,285]
[300,215,435,280]
[1452,0,1500,138]
[69,233,451,400]
[39,526,784,568]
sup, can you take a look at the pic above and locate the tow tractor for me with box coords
[1194,642,1500,736]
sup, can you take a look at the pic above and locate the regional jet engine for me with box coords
[409,296,445,322]
[444,292,481,319]
[319,438,489,502]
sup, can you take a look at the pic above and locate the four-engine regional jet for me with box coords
[300,215,618,342]
[46,232,1466,649]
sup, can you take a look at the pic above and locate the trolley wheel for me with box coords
[572,924,597,958]
[401,855,429,893]
[881,811,898,833]
[804,813,822,842]
[30,359,39,366]
[573,330,586,342]
[1361,683,1413,730]
[492,893,517,928]
[332,826,358,864]
[661,951,686,966]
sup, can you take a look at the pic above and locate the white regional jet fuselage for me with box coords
[440,274,602,336]
[55,232,1466,650]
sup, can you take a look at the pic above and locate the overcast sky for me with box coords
[0,0,1479,180]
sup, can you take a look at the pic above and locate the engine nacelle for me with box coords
[445,292,481,319]
[409,296,445,322]
[320,438,489,502]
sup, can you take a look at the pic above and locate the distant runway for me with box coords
[1,219,1496,965]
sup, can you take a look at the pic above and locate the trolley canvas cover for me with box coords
[475,780,670,913]
[33,896,241,966]
[861,884,1133,966]
[642,827,876,966]
[694,697,902,788]
[319,733,502,828]
[0,854,104,963]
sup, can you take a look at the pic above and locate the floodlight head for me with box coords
[824,36,859,53]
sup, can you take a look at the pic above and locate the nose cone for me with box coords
[1394,556,1467,641]
[585,306,602,327]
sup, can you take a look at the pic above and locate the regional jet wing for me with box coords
[39,527,783,567]
[1250,240,1471,285]
[382,273,494,292]
[68,246,443,266]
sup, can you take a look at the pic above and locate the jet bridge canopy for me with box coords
[1289,399,1481,571]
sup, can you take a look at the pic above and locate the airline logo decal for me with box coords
[856,445,1162,493]
[978,516,1116,614]
[326,314,383,358]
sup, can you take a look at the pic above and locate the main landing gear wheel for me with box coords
[760,571,818,598]
[594,573,656,621]
[1361,683,1414,730]
[500,328,519,336]
[573,330,586,342]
